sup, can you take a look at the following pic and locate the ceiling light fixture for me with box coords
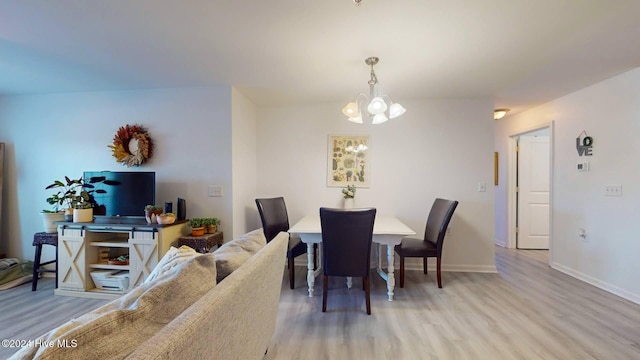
[494,108,510,120]
[342,57,406,125]
[353,0,363,5]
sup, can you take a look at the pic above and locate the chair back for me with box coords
[424,198,459,257]
[320,207,376,278]
[255,197,291,242]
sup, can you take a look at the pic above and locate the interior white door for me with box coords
[517,135,550,249]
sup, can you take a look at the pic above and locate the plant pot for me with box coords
[206,224,217,234]
[64,208,74,222]
[73,208,93,223]
[343,198,354,209]
[191,227,205,236]
[145,210,163,224]
[40,212,64,233]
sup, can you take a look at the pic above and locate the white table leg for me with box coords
[346,277,352,289]
[307,243,315,297]
[386,245,396,301]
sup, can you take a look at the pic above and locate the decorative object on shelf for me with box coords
[157,213,177,225]
[203,218,221,234]
[328,135,370,187]
[108,124,153,167]
[189,218,205,236]
[144,205,163,224]
[108,254,129,266]
[494,109,510,120]
[342,57,406,125]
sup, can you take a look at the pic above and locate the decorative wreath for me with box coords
[108,124,153,167]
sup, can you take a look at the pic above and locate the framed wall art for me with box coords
[327,135,370,187]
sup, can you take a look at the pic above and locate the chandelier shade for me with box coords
[343,57,405,125]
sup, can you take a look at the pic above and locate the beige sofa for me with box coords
[11,230,288,360]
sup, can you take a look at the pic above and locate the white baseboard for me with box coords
[495,238,508,248]
[551,261,640,305]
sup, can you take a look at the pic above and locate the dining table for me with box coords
[288,215,416,301]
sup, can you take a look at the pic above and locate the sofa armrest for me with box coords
[126,232,288,360]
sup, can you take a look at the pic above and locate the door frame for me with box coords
[507,122,554,260]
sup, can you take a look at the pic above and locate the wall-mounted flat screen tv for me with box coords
[83,171,155,217]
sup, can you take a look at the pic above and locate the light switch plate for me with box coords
[477,182,486,192]
[208,185,223,197]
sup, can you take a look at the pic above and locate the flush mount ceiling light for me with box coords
[353,0,363,5]
[342,57,406,125]
[494,109,510,120]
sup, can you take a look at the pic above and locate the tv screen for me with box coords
[83,171,155,217]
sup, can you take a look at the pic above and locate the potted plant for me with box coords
[71,186,95,223]
[46,176,104,223]
[189,218,205,236]
[46,176,83,221]
[144,205,163,224]
[40,208,64,233]
[342,185,356,209]
[202,218,220,234]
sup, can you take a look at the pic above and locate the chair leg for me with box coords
[364,276,371,315]
[436,257,442,288]
[31,244,43,291]
[288,257,295,289]
[423,257,428,274]
[313,244,318,270]
[322,275,328,313]
[399,255,405,288]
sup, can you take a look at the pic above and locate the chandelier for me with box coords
[342,57,406,125]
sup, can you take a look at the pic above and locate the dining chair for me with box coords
[394,198,458,288]
[256,197,313,289]
[320,207,376,315]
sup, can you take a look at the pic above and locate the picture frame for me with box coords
[327,135,370,188]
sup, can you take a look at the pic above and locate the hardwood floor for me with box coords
[1,248,639,359]
[267,247,640,360]
[0,279,108,359]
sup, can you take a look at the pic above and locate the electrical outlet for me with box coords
[604,184,622,197]
[208,185,223,197]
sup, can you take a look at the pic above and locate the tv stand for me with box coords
[54,219,188,299]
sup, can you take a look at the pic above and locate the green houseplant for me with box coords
[203,218,221,234]
[189,218,205,236]
[45,176,105,223]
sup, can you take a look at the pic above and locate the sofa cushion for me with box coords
[211,228,267,282]
[13,253,217,360]
[144,245,200,284]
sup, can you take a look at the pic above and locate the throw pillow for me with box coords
[144,245,200,284]
[211,228,267,282]
[14,253,217,360]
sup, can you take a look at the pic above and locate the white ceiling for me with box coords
[2,0,640,116]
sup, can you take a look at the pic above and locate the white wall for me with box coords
[231,88,259,238]
[256,99,497,272]
[0,86,233,260]
[495,67,640,303]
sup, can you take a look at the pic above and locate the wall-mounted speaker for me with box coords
[177,198,186,220]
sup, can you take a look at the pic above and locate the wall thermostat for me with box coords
[577,161,590,172]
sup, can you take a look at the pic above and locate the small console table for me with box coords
[178,232,223,253]
[54,218,189,299]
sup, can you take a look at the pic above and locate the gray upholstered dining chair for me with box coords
[320,207,376,315]
[394,198,458,288]
[256,197,312,289]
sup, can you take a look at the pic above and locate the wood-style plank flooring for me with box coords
[267,248,640,360]
[1,248,639,359]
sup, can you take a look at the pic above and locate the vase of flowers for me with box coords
[342,185,356,209]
